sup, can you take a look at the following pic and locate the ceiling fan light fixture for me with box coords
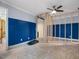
[49,10,56,16]
[51,10,56,14]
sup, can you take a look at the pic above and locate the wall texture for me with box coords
[0,1,36,46]
[8,18,36,46]
[0,1,36,23]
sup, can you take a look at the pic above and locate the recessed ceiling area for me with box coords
[1,0,79,16]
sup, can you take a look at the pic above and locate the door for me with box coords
[37,19,44,40]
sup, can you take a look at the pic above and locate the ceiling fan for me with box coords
[47,5,64,14]
[37,16,45,20]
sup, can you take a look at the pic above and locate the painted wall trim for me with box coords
[52,37,79,41]
[0,0,34,16]
[5,7,8,50]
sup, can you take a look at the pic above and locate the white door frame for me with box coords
[0,6,8,50]
[36,19,44,39]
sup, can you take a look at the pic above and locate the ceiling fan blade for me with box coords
[37,16,45,20]
[47,8,53,11]
[40,17,45,20]
[57,5,63,9]
[56,10,64,12]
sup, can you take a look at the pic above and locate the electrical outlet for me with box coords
[21,38,23,41]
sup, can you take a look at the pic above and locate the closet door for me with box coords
[60,24,65,38]
[53,25,55,37]
[72,23,78,39]
[56,24,59,37]
[72,16,79,39]
[66,16,71,39]
[66,23,71,39]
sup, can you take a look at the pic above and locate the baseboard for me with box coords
[49,36,79,42]
[8,41,30,49]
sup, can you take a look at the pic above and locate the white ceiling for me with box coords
[1,0,79,16]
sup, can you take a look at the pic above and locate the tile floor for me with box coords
[0,40,79,59]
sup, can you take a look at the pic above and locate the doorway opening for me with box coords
[0,6,8,52]
[37,19,45,43]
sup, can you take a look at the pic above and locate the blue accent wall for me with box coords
[8,18,36,46]
[72,23,78,39]
[51,16,79,40]
[52,23,79,40]
[56,25,59,37]
[60,24,65,38]
[66,23,71,38]
[53,25,55,37]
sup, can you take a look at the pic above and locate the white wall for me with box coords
[0,1,36,23]
[0,1,36,50]
[53,12,79,24]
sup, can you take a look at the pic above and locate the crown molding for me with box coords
[0,0,34,16]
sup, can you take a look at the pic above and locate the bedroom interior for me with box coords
[0,0,79,59]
